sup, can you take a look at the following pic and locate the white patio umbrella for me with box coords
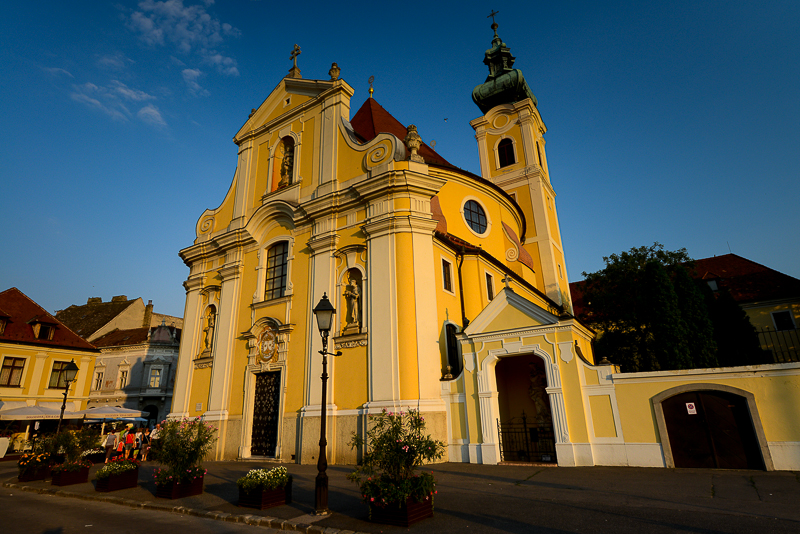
[74,406,148,418]
[0,405,82,420]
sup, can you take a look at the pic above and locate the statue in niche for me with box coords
[277,137,295,188]
[342,269,362,335]
[201,306,216,355]
[527,362,552,425]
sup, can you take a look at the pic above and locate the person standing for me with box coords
[124,425,135,459]
[140,428,151,462]
[103,430,117,463]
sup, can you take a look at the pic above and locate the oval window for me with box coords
[464,200,488,234]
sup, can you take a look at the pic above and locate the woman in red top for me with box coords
[124,426,135,458]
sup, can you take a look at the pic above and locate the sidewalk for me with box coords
[3,459,800,533]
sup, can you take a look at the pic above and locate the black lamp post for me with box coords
[56,359,80,434]
[312,293,342,515]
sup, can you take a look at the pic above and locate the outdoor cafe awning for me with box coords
[0,405,82,420]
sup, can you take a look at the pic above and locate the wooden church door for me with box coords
[251,371,281,457]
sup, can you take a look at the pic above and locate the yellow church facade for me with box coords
[172,26,800,470]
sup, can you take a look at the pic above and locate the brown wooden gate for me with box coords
[251,371,281,457]
[662,390,764,469]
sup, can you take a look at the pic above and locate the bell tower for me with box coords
[470,16,571,311]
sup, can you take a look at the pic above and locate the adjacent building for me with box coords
[56,296,182,426]
[0,288,99,437]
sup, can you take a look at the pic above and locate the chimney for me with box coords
[143,300,154,328]
[87,297,102,305]
[111,295,128,302]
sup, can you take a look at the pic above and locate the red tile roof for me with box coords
[91,327,151,347]
[0,288,98,351]
[690,254,800,303]
[350,98,453,168]
[55,297,139,339]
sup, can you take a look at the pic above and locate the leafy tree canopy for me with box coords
[579,242,764,372]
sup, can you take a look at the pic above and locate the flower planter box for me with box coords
[370,497,434,527]
[155,475,204,499]
[51,466,90,486]
[18,466,50,482]
[85,452,107,464]
[238,477,292,510]
[95,467,139,492]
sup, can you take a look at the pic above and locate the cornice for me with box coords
[219,262,244,281]
[180,228,256,265]
[307,232,340,253]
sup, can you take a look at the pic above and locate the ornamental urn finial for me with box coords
[328,62,340,81]
[404,125,425,163]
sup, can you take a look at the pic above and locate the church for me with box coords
[171,23,800,471]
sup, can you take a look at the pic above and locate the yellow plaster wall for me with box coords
[299,116,316,197]
[614,372,800,443]
[189,367,212,416]
[334,345,368,409]
[588,395,617,438]
[336,130,366,182]
[395,233,420,400]
[745,302,800,330]
[254,139,271,205]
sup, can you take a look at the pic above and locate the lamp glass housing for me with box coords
[64,359,80,383]
[313,294,336,335]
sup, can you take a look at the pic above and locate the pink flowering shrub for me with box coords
[152,417,216,485]
[347,409,444,508]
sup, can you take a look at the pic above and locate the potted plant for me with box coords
[153,417,216,499]
[33,430,93,486]
[51,458,92,486]
[237,466,292,510]
[95,457,141,492]
[82,448,107,464]
[347,409,445,527]
[17,452,52,482]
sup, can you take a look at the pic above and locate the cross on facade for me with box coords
[290,44,301,67]
[487,9,499,23]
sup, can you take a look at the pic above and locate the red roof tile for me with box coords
[690,254,800,303]
[0,288,98,351]
[350,98,453,168]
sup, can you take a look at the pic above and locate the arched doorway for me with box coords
[143,405,159,429]
[654,385,772,470]
[495,355,556,463]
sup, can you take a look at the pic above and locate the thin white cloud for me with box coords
[204,51,238,76]
[110,80,156,101]
[44,67,74,78]
[137,104,167,127]
[128,0,240,76]
[182,68,209,96]
[97,53,133,70]
[70,91,129,122]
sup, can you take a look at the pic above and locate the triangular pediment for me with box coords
[464,288,558,336]
[234,78,336,141]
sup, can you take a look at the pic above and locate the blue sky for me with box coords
[1,1,798,318]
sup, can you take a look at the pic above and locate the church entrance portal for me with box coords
[495,355,556,463]
[251,371,281,457]
[661,390,765,470]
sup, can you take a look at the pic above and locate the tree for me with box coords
[579,242,762,372]
[580,243,692,372]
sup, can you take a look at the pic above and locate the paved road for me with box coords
[0,489,280,534]
[3,460,799,533]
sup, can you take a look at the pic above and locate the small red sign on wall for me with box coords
[686,402,697,415]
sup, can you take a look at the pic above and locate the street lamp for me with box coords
[312,293,342,515]
[56,359,80,434]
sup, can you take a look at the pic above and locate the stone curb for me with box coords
[2,481,370,534]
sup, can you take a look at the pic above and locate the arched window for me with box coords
[265,242,289,300]
[498,138,515,168]
[445,324,462,377]
[464,200,488,234]
[536,141,543,168]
